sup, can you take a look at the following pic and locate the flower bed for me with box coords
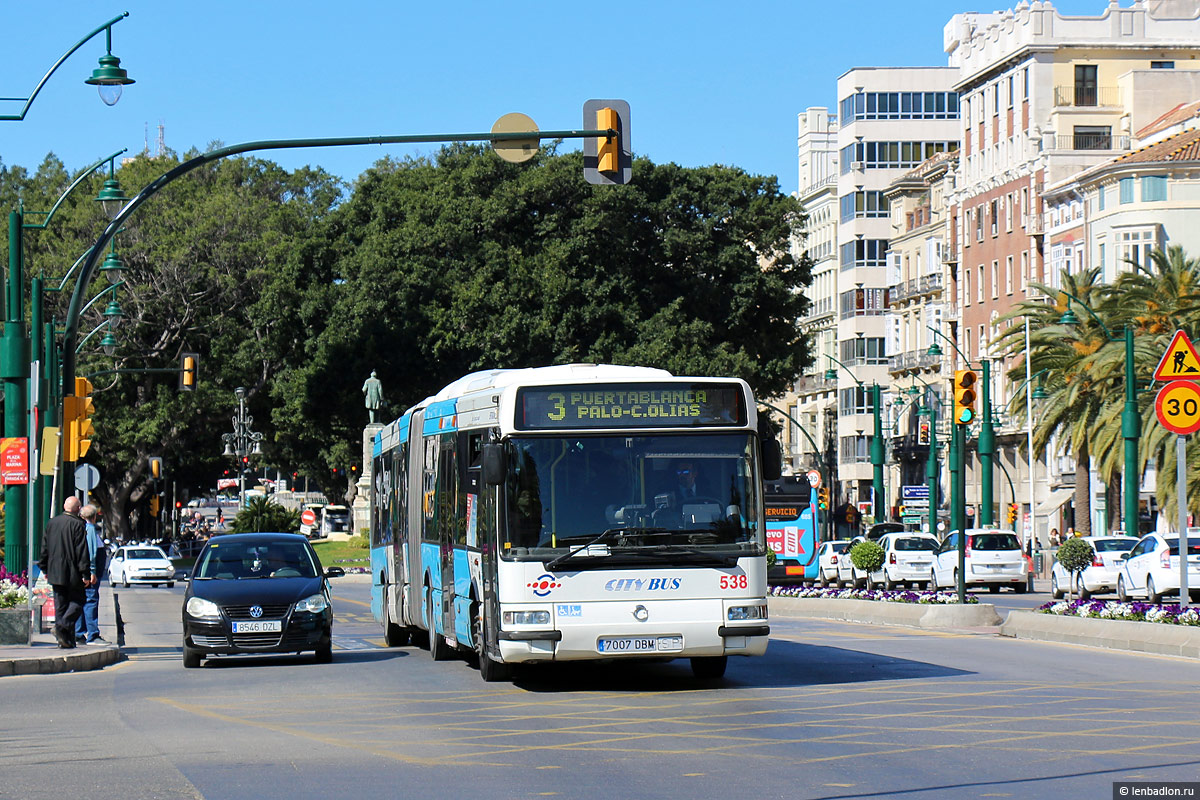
[770,585,978,605]
[1038,599,1200,626]
[0,568,30,610]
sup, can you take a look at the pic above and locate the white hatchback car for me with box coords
[868,532,939,590]
[835,536,867,588]
[109,545,176,588]
[814,540,850,587]
[1050,536,1136,599]
[1117,533,1200,603]
[931,529,1028,593]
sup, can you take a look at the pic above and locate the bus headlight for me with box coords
[727,604,767,621]
[503,610,550,625]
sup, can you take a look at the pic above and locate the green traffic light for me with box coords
[958,408,974,424]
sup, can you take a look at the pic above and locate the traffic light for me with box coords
[180,352,199,391]
[1007,503,1019,525]
[149,496,160,517]
[918,418,931,445]
[818,486,830,510]
[148,457,162,480]
[953,369,978,425]
[63,377,96,461]
[583,99,632,185]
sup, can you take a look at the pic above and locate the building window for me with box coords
[840,140,958,170]
[1006,255,1014,295]
[977,265,984,303]
[839,91,960,122]
[1117,228,1158,270]
[840,337,888,365]
[1097,185,1106,211]
[1023,67,1029,100]
[1151,61,1175,69]
[964,270,972,306]
[1007,75,1014,108]
[1119,177,1134,204]
[991,261,999,299]
[1074,65,1098,106]
[839,387,874,416]
[976,205,984,241]
[1142,175,1167,202]
[1073,125,1112,150]
[840,191,888,221]
[1020,251,1028,291]
[993,83,1000,114]
[840,239,890,270]
[990,199,999,236]
[1098,242,1105,274]
[1006,194,1014,232]
[838,287,889,318]
[839,435,869,464]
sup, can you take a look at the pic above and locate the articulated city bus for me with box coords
[369,364,777,681]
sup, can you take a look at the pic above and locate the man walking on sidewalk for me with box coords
[37,497,92,649]
[74,504,108,645]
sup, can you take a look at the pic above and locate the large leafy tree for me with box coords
[270,144,812,496]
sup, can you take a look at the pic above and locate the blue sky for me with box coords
[2,0,1109,197]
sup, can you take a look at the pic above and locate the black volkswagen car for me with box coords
[182,532,343,668]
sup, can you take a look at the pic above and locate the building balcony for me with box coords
[1053,85,1121,108]
[888,349,942,374]
[889,272,945,304]
[1047,133,1130,152]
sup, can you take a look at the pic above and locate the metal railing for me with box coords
[1053,85,1121,107]
[1049,133,1130,152]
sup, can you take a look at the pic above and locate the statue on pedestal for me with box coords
[362,370,384,424]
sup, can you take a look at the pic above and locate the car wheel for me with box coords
[473,606,512,683]
[1013,581,1028,594]
[123,578,130,589]
[1117,575,1130,603]
[864,573,875,591]
[690,656,727,680]
[1147,576,1162,604]
[183,644,202,669]
[151,584,158,588]
[883,572,896,591]
[426,587,452,662]
[1078,583,1091,600]
[930,570,938,590]
[988,585,1000,594]
[314,637,333,663]
[1051,574,1063,599]
[815,571,826,588]
[166,582,174,588]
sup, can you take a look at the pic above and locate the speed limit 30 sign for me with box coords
[1155,380,1200,435]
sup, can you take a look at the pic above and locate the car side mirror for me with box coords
[325,566,345,578]
[761,438,782,481]
[482,443,505,486]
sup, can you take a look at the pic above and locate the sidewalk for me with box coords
[0,581,121,677]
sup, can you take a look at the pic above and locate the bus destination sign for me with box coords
[515,383,746,430]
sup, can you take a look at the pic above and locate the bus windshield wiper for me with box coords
[546,527,666,570]
[633,544,738,567]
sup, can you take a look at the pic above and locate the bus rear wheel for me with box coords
[690,656,727,680]
[426,588,452,661]
[385,606,409,647]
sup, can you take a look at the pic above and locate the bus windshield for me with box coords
[502,433,763,565]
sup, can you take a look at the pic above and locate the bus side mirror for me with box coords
[482,444,505,486]
[762,439,782,481]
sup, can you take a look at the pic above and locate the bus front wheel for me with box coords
[473,608,512,683]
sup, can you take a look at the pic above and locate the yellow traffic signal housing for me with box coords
[149,495,160,517]
[1007,503,1019,525]
[180,351,199,391]
[596,106,619,175]
[149,457,162,479]
[63,377,96,461]
[953,369,978,425]
[818,486,830,510]
[583,99,631,185]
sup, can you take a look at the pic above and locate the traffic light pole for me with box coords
[927,400,939,540]
[979,359,994,526]
[952,421,967,604]
[871,384,885,523]
[3,211,29,573]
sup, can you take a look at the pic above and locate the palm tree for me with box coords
[229,496,301,534]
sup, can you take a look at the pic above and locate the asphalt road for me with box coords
[1,579,1197,800]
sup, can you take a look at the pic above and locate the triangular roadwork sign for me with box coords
[1153,329,1200,381]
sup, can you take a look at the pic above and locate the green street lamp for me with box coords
[1,13,134,121]
[94,158,130,220]
[102,298,124,329]
[1056,290,1140,537]
[99,330,119,356]
[99,244,125,284]
[826,354,885,524]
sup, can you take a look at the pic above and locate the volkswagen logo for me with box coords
[249,605,263,619]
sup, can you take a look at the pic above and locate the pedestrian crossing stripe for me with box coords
[1153,329,1200,381]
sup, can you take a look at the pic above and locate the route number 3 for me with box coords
[719,574,748,589]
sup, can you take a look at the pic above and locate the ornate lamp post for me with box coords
[220,387,263,511]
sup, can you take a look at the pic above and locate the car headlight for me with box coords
[186,597,221,620]
[295,594,328,613]
[727,605,767,621]
[503,610,550,625]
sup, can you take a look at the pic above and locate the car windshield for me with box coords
[894,537,936,551]
[128,548,167,560]
[193,541,319,580]
[1094,539,1135,553]
[1167,539,1200,556]
[830,542,849,553]
[867,523,905,541]
[503,433,763,565]
[972,533,1021,551]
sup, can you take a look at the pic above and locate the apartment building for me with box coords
[943,0,1200,534]
[834,67,960,516]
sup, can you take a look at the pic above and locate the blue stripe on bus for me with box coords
[453,547,472,645]
[423,398,458,435]
[369,544,387,625]
[396,410,413,444]
[420,541,442,635]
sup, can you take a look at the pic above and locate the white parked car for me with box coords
[835,536,867,588]
[814,540,850,587]
[109,545,176,588]
[931,529,1028,593]
[1117,533,1200,603]
[1050,536,1136,599]
[868,533,939,590]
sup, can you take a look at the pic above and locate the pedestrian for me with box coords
[74,504,108,645]
[216,507,224,528]
[1049,528,1060,546]
[37,497,92,649]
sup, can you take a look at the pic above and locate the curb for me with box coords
[0,644,120,677]
[1000,610,1200,659]
[768,596,1002,629]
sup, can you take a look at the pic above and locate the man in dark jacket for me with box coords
[38,497,91,648]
